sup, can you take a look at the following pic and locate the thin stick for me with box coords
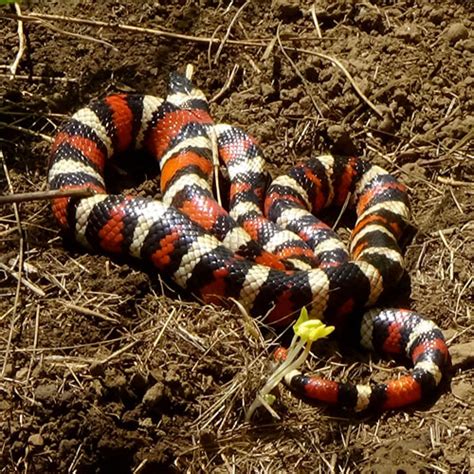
[5,12,262,47]
[0,73,78,83]
[9,3,26,78]
[214,0,251,64]
[39,18,118,50]
[208,24,223,70]
[276,25,323,118]
[3,12,329,47]
[332,192,351,230]
[0,121,53,141]
[210,64,239,103]
[26,304,41,383]
[437,176,474,187]
[144,308,177,365]
[99,340,138,365]
[0,188,96,205]
[63,302,119,324]
[1,151,25,377]
[310,3,323,39]
[445,129,474,155]
[209,128,223,206]
[0,261,46,297]
[449,187,464,215]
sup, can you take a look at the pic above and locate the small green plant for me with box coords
[0,0,20,4]
[246,307,334,421]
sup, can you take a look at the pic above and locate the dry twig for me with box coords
[0,188,97,205]
[290,46,384,118]
[0,121,53,141]
[1,151,25,376]
[9,3,26,78]
[310,3,323,39]
[0,261,46,297]
[3,11,329,48]
[210,64,239,103]
[214,0,251,64]
[0,73,78,82]
[38,17,118,50]
[276,25,323,118]
[62,302,119,324]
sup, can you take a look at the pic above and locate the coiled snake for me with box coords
[48,70,449,411]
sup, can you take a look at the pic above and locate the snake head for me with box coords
[168,71,194,95]
[167,72,209,110]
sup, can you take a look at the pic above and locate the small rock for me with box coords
[28,434,44,447]
[378,110,396,134]
[15,367,29,381]
[428,8,444,25]
[122,409,140,429]
[258,119,277,141]
[393,23,422,43]
[451,381,473,402]
[267,100,282,116]
[143,382,165,408]
[450,341,474,370]
[0,400,10,411]
[299,95,312,113]
[59,438,78,457]
[139,417,154,428]
[459,38,474,53]
[280,88,300,102]
[355,7,385,33]
[35,383,58,402]
[444,23,469,45]
[58,390,74,405]
[260,83,275,99]
[3,363,13,377]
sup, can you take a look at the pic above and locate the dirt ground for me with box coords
[1,0,473,472]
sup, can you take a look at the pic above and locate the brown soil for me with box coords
[1,1,473,472]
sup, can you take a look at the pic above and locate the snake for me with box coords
[47,70,449,412]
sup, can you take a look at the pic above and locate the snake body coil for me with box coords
[48,72,449,411]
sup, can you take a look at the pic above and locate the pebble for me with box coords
[444,23,469,45]
[34,383,58,402]
[451,380,473,402]
[28,434,44,447]
[143,382,165,408]
[393,23,422,43]
[449,341,474,370]
[459,38,474,53]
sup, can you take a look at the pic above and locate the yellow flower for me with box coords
[293,307,335,342]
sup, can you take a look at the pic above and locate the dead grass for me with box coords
[1,0,473,472]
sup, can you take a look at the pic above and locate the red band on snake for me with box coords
[48,71,449,412]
